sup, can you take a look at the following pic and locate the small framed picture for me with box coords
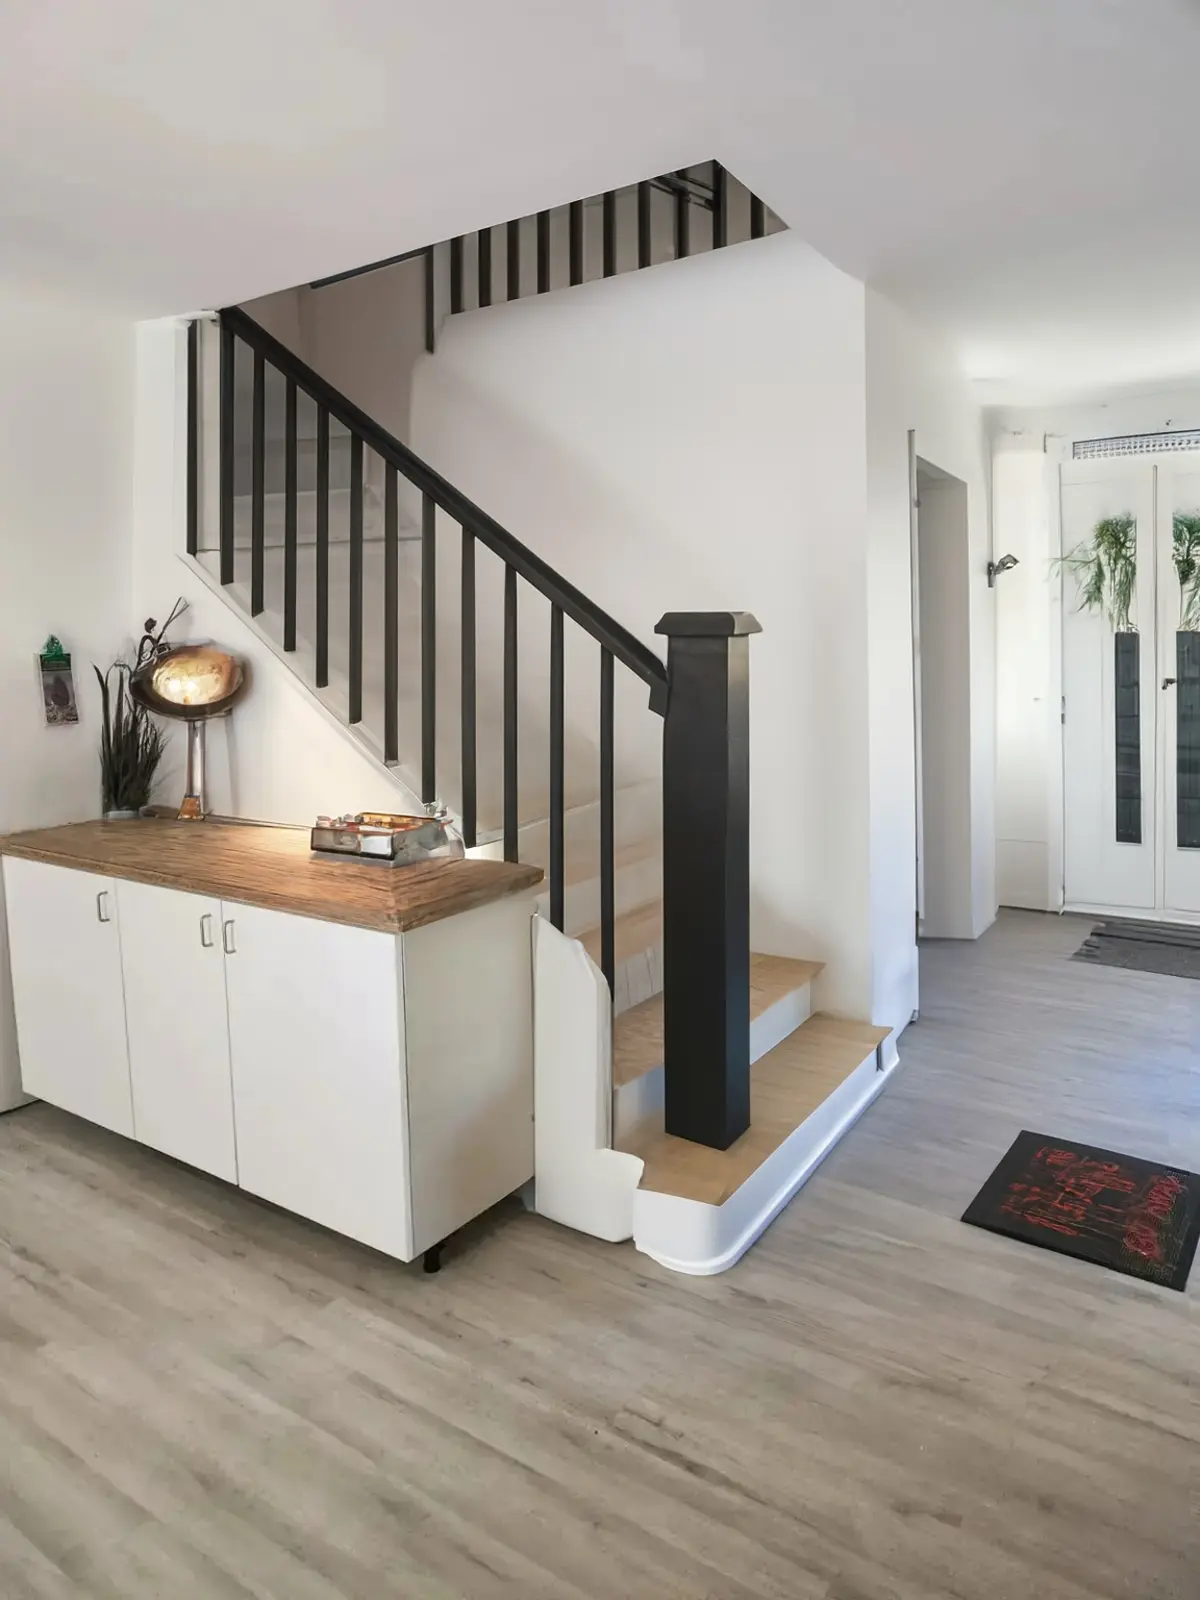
[39,636,79,727]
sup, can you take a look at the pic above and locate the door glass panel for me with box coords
[1177,630,1200,849]
[1114,631,1142,844]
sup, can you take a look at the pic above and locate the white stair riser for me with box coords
[612,939,663,1016]
[473,785,661,864]
[611,979,814,1146]
[535,854,661,938]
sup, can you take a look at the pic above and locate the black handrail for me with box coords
[218,304,669,714]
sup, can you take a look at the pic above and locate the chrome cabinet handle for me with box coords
[200,913,215,948]
[222,918,236,955]
[96,890,111,924]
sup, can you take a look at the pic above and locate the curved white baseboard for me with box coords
[632,1045,897,1275]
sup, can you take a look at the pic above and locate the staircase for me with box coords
[182,162,895,1274]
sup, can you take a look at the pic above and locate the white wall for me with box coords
[132,318,420,826]
[301,259,427,446]
[0,282,135,1109]
[990,384,1200,909]
[865,291,994,1033]
[412,231,873,1017]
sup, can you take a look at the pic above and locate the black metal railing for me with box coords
[207,304,669,995]
[296,163,777,366]
[431,161,774,331]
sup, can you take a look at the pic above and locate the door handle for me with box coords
[200,913,215,948]
[1163,677,1177,689]
[222,918,236,955]
[96,890,111,924]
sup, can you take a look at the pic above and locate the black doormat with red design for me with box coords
[962,1132,1200,1291]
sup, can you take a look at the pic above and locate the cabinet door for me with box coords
[117,879,237,1182]
[1,857,133,1136]
[222,902,412,1259]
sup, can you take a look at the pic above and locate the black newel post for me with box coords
[655,611,761,1150]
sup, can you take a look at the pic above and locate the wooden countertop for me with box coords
[0,820,543,935]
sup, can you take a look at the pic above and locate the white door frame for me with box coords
[908,429,924,938]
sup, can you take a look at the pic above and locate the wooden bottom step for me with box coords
[626,1013,890,1206]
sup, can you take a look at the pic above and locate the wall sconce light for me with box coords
[987,553,1019,587]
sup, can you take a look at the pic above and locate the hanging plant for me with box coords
[1057,512,1137,632]
[1172,511,1200,630]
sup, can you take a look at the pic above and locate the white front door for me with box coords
[1156,457,1200,915]
[1062,451,1200,918]
[1061,459,1157,911]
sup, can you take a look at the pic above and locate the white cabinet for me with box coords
[1,857,134,1137]
[117,880,237,1182]
[222,902,412,1259]
[1,849,535,1264]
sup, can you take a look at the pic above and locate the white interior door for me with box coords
[1061,460,1157,911]
[118,879,238,1181]
[1156,455,1200,915]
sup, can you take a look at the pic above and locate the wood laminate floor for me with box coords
[0,910,1196,1599]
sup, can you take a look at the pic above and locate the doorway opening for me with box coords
[912,454,974,939]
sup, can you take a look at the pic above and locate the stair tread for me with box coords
[624,1013,891,1206]
[612,953,825,1088]
[578,897,662,970]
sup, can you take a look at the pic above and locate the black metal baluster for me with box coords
[674,169,691,259]
[186,320,199,556]
[384,462,399,763]
[599,648,615,992]
[250,350,265,615]
[603,191,617,277]
[424,246,436,353]
[219,323,235,584]
[421,492,436,803]
[750,194,766,240]
[537,210,550,293]
[461,529,477,848]
[283,377,297,650]
[569,200,584,286]
[348,434,363,724]
[450,236,464,314]
[638,180,652,267]
[478,227,492,308]
[549,605,565,928]
[507,219,521,301]
[712,162,728,248]
[504,565,519,861]
[315,406,329,687]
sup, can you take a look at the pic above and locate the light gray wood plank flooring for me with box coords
[0,909,1196,1598]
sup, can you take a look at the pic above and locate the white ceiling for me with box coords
[4,0,1200,402]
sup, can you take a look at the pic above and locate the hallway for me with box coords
[0,910,1196,1598]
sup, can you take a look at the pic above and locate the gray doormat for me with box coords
[1074,917,1200,979]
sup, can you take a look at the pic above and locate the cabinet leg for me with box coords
[423,1243,444,1275]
